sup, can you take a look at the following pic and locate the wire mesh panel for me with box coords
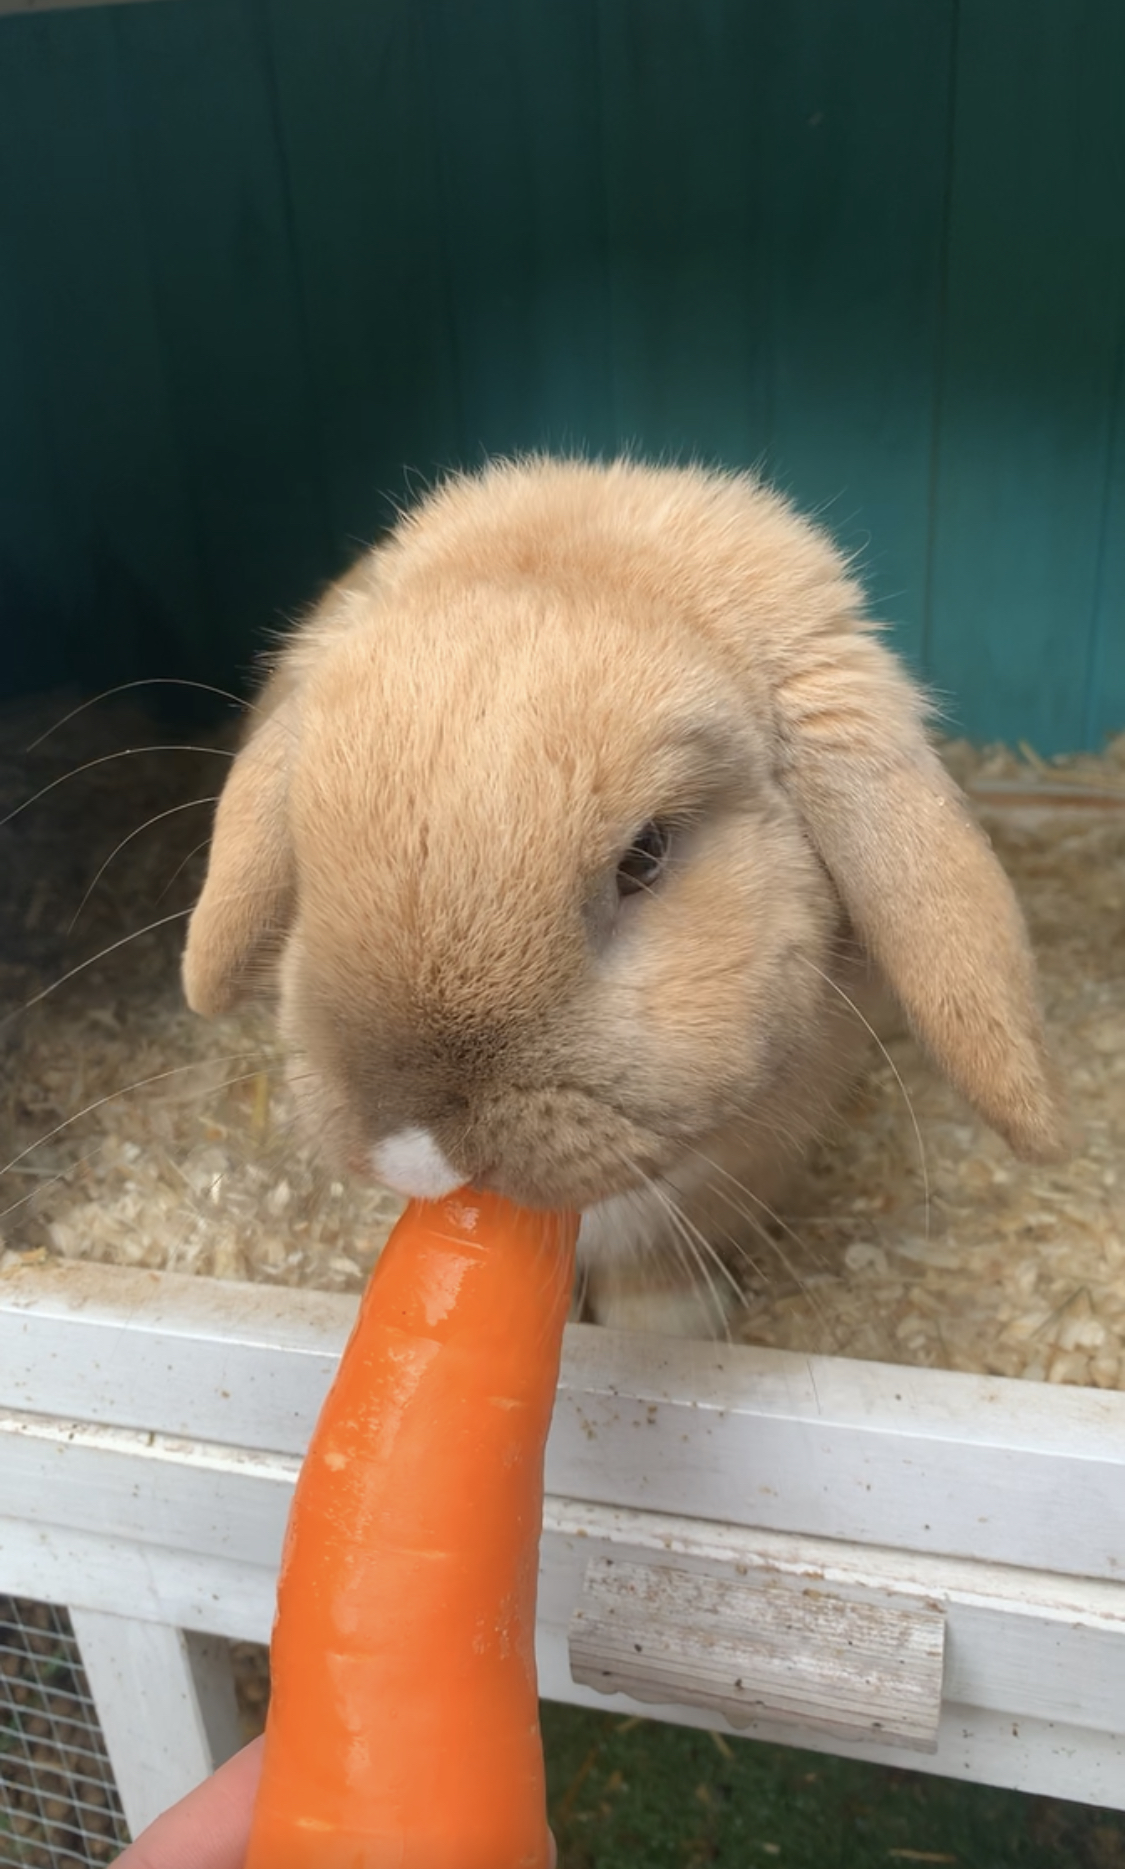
[0,1596,130,1866]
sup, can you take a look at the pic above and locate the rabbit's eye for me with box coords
[616,820,671,897]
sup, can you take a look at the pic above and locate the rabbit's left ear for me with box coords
[182,698,296,1018]
[775,631,1070,1163]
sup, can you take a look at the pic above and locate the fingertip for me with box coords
[114,1736,265,1869]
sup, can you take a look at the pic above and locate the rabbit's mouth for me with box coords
[447,1086,681,1213]
[358,1088,678,1214]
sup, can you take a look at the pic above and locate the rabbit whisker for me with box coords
[0,1055,278,1184]
[1,744,235,831]
[25,681,251,751]
[69,798,219,933]
[601,1149,738,1342]
[1,909,198,1030]
[0,1142,121,1228]
[798,956,931,1239]
[157,836,217,903]
[676,1148,848,1350]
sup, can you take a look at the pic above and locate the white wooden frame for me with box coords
[2,1257,1124,1833]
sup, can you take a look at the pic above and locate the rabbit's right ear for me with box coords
[772,631,1070,1163]
[182,702,295,1017]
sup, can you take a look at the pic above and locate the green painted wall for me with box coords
[1,0,1122,748]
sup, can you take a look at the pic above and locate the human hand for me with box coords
[112,1737,263,1868]
[113,1736,557,1867]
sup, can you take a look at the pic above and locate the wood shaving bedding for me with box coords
[737,736,1125,1384]
[0,695,1121,1388]
[0,692,401,1298]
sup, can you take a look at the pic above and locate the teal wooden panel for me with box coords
[926,0,1125,751]
[0,8,208,695]
[0,202,73,698]
[264,0,461,556]
[596,0,774,464]
[504,0,613,455]
[414,0,542,459]
[581,0,955,664]
[1086,328,1125,748]
[0,0,1122,746]
[760,0,954,667]
[112,0,334,682]
[423,0,613,460]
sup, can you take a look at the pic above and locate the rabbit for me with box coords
[182,456,1069,1339]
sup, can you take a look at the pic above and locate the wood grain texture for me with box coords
[756,0,955,667]
[925,0,1125,747]
[4,1442,1125,1801]
[0,6,207,694]
[264,0,461,556]
[112,0,335,681]
[70,1610,241,1837]
[595,0,773,465]
[0,0,1122,746]
[4,1251,1125,1806]
[0,0,166,14]
[1087,317,1125,748]
[4,1259,1125,1583]
[569,1554,945,1749]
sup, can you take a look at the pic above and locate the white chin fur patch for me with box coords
[369,1127,463,1200]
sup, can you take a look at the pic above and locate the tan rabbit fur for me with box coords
[183,457,1068,1337]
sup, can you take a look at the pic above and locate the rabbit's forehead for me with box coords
[290,606,767,843]
[280,626,766,1023]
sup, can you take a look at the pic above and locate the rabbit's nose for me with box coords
[369,1126,464,1201]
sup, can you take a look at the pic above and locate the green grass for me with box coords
[542,1704,1125,1869]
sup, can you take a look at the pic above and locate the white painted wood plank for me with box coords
[0,1260,348,1455]
[569,1556,945,1750]
[9,1255,1123,1460]
[3,1516,1122,1808]
[1,1409,297,1567]
[539,1503,1125,1738]
[4,1260,1125,1580]
[180,1629,244,1769]
[6,1416,1125,1737]
[542,1630,1125,1808]
[547,1328,1125,1584]
[69,1611,225,1840]
[7,1496,1125,1738]
[0,1516,278,1645]
[5,1260,1125,1804]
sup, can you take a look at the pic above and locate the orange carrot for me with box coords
[244,1188,578,1869]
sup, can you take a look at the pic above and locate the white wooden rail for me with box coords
[1,1257,1124,1831]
